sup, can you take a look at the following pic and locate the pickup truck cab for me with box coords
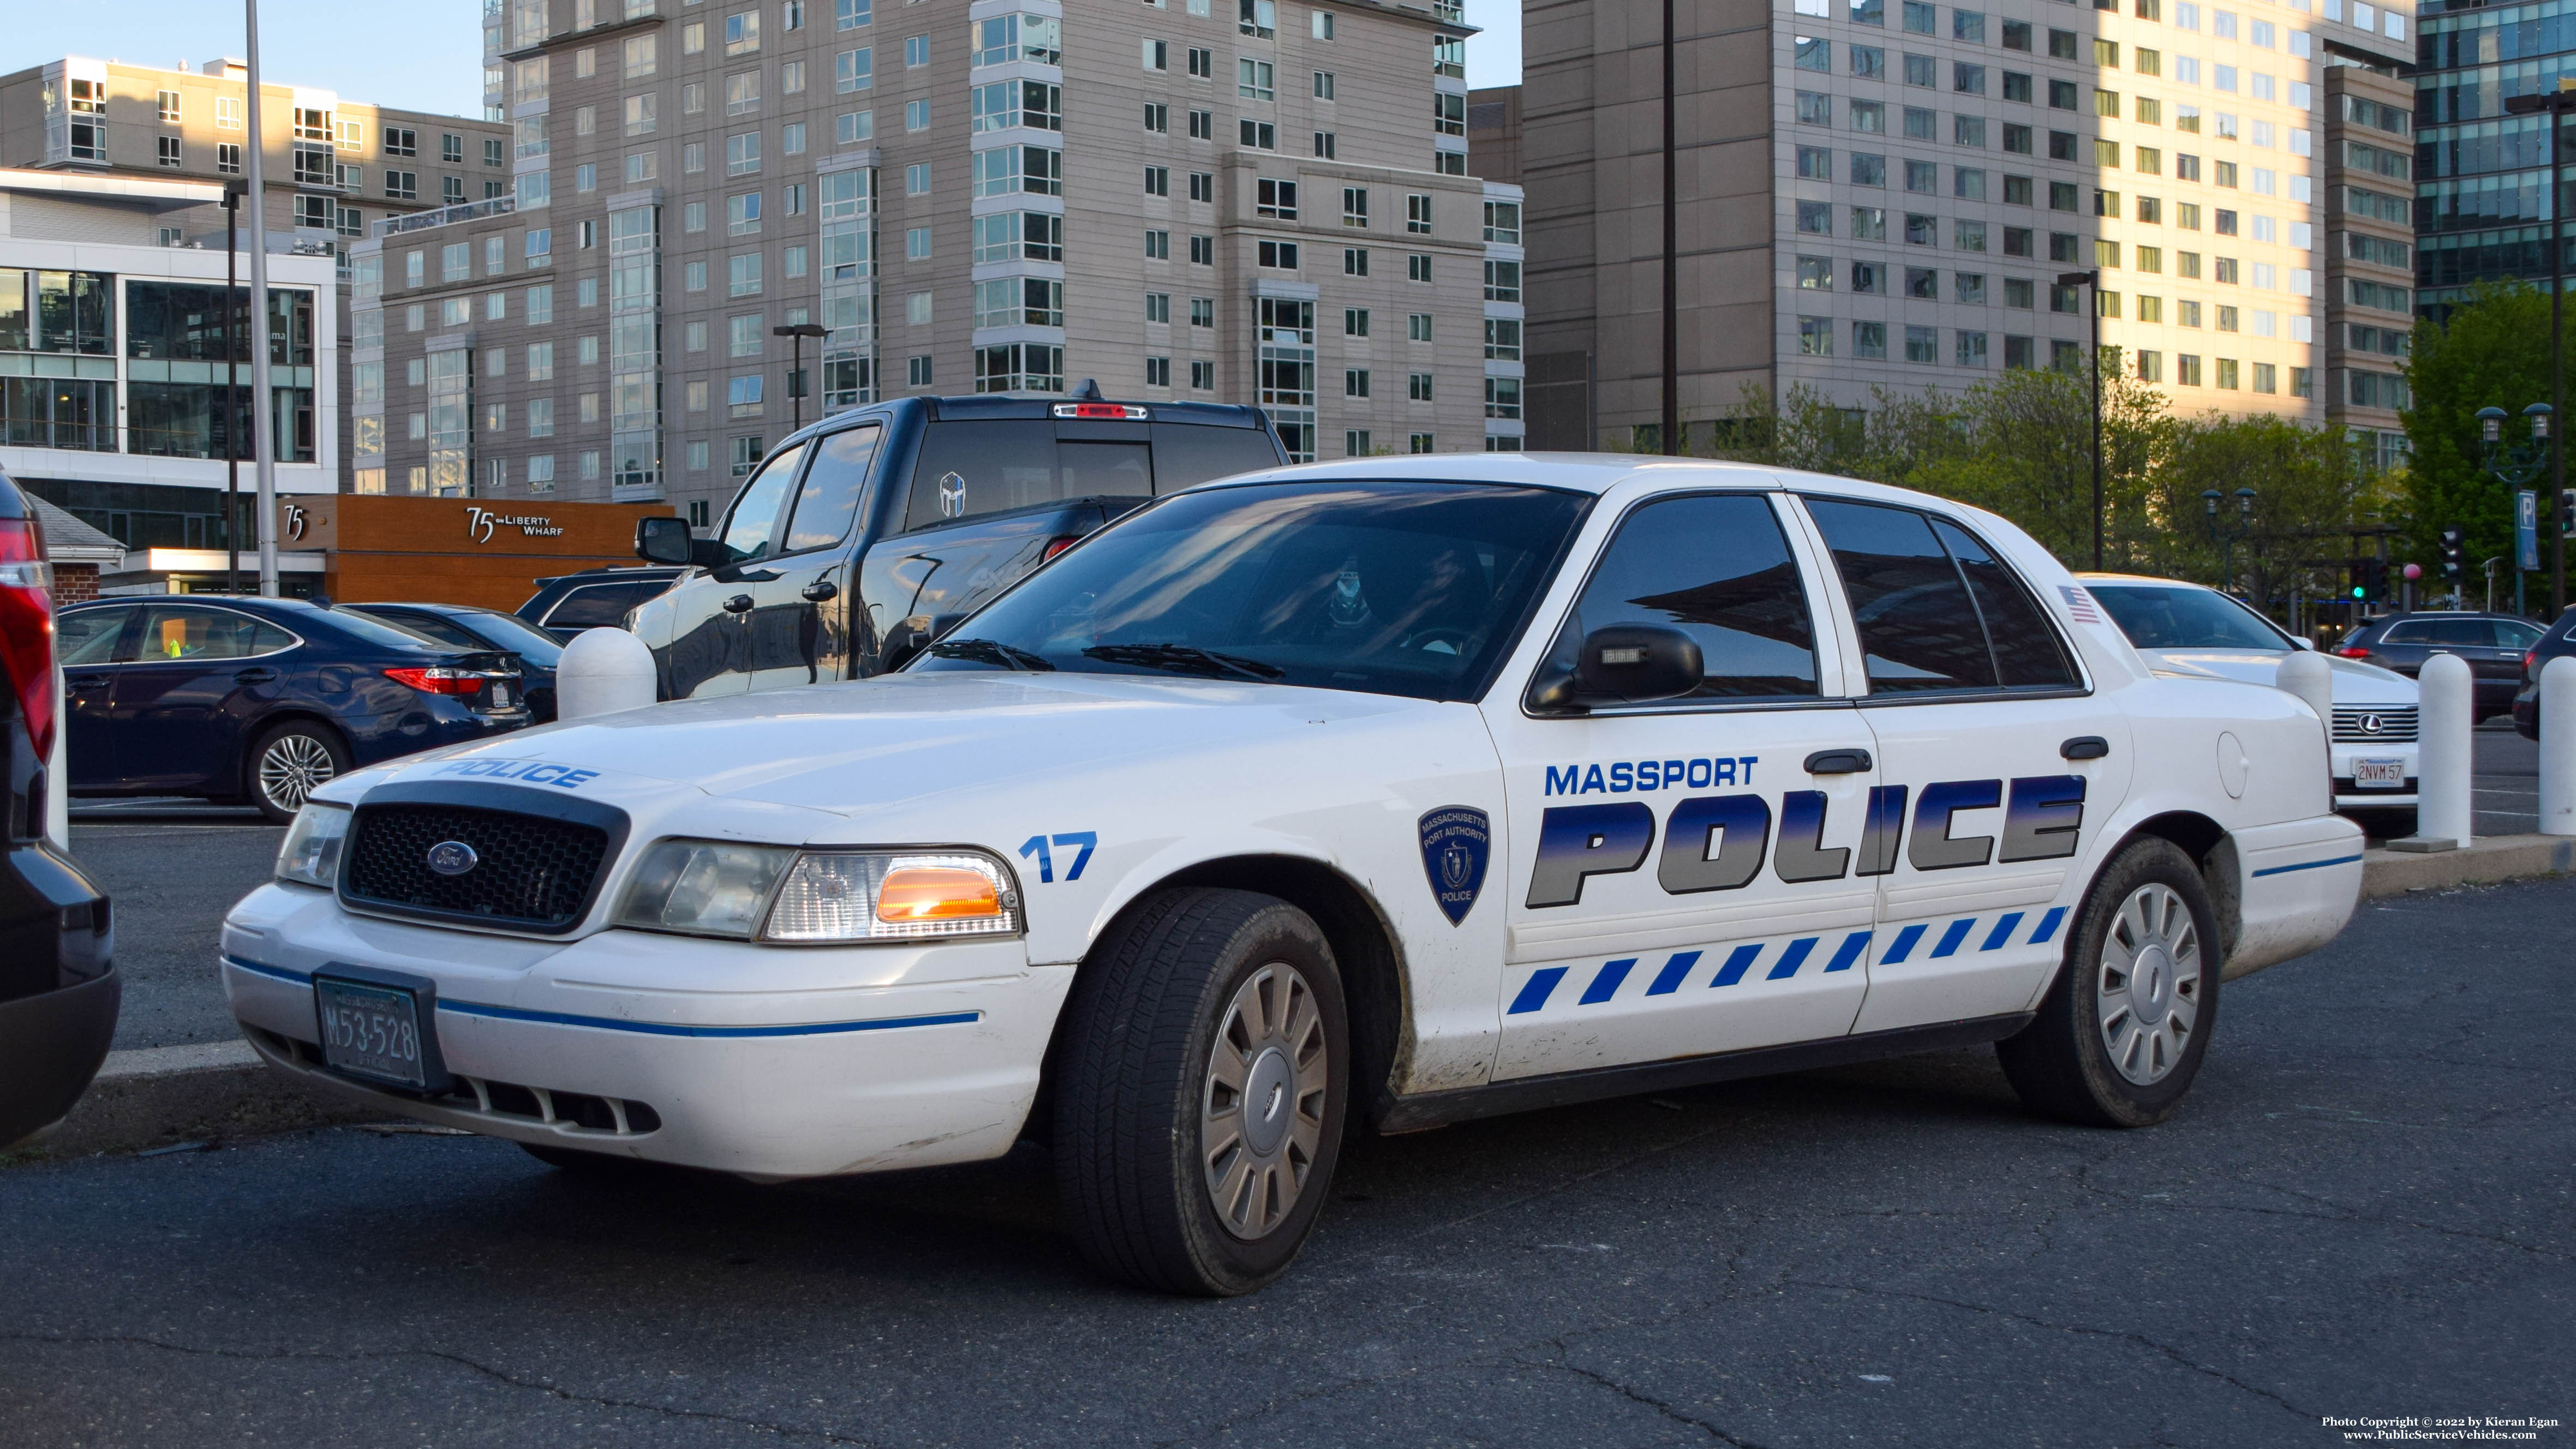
[627,391,1284,699]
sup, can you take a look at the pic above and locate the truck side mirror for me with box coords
[636,516,693,566]
[1527,625,1705,712]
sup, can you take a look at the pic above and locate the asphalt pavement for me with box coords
[2,869,2567,1447]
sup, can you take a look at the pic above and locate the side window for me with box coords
[780,423,883,553]
[1564,494,1819,698]
[134,606,267,662]
[1804,500,1993,692]
[2381,622,2432,644]
[2426,619,2492,647]
[1929,519,2076,686]
[714,440,810,565]
[1151,422,1282,490]
[56,608,131,665]
[2497,620,2544,649]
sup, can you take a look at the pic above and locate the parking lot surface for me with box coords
[2,872,2566,1447]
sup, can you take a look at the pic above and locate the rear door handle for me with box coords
[234,668,279,685]
[801,580,839,603]
[68,675,112,691]
[1803,749,1872,775]
[2061,735,2110,760]
[722,594,755,614]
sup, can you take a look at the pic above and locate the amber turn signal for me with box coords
[875,866,1003,922]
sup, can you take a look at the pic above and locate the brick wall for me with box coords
[51,564,99,604]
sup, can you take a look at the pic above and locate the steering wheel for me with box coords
[1401,626,1477,656]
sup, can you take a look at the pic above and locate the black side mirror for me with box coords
[636,516,692,566]
[1527,625,1704,712]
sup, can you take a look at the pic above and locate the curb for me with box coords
[15,835,2575,1164]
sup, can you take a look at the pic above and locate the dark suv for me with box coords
[515,566,685,642]
[629,390,1286,699]
[2335,610,2545,722]
[0,466,117,1148]
[2511,608,2576,739]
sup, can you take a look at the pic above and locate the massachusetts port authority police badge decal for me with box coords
[1418,806,1491,927]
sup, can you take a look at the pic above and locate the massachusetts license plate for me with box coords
[314,977,432,1088]
[2352,757,2406,788]
[490,683,513,709]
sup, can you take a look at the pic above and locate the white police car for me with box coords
[222,456,2363,1296]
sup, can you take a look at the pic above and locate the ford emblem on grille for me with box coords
[426,840,480,876]
[2359,714,2384,735]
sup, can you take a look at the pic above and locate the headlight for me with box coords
[276,803,352,888]
[614,840,799,938]
[763,852,1019,942]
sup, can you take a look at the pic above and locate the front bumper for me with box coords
[222,882,1072,1179]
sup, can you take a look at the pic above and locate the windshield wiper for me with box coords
[1081,643,1286,682]
[927,637,1056,672]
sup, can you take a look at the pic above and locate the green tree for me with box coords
[2401,280,2570,586]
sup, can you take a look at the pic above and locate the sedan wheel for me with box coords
[249,724,349,823]
[1200,962,1331,1241]
[2095,882,2202,1087]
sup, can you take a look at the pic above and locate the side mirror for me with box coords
[636,516,692,566]
[1527,625,1704,712]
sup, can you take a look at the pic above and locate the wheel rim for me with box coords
[1200,962,1330,1242]
[258,734,336,813]
[2097,882,2202,1086]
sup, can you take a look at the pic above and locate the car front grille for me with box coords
[343,802,609,931]
[2331,705,2418,743]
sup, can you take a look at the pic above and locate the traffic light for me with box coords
[2357,556,2386,600]
[2440,528,2465,580]
[2562,489,2575,531]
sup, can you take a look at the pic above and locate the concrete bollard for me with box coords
[2543,655,2576,837]
[555,626,658,721]
[2277,648,2335,749]
[2400,651,2475,852]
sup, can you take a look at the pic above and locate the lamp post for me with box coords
[2476,402,2554,615]
[2203,485,2257,596]
[223,179,244,595]
[2059,267,2104,570]
[2504,77,2576,614]
[773,322,829,432]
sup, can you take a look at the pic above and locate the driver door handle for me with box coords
[722,594,755,614]
[68,674,112,691]
[801,580,839,603]
[1803,749,1872,775]
[232,667,279,685]
[2061,735,2111,760]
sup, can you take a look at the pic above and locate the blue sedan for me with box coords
[339,602,566,722]
[56,596,531,822]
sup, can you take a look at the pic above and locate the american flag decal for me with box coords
[2059,585,2103,623]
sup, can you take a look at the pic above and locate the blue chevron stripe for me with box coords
[1645,950,1702,996]
[1882,923,1928,963]
[1931,918,1977,957]
[1508,966,1568,1015]
[2030,906,2067,944]
[1580,958,1637,1005]
[1824,931,1872,973]
[1766,937,1821,981]
[1980,913,2025,951]
[1711,942,1764,987]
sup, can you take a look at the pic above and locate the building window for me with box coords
[1407,194,1433,235]
[157,136,182,167]
[1346,368,1371,398]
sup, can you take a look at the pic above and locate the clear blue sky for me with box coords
[5,0,1522,117]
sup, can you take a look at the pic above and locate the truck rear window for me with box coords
[904,419,1281,532]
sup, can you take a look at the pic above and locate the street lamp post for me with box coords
[223,180,244,595]
[2503,77,2576,614]
[2059,268,2104,570]
[2203,485,2257,596]
[773,322,829,432]
[2476,402,2554,615]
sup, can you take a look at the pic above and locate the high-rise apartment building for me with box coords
[2320,21,2414,470]
[1521,0,2380,452]
[2413,0,2561,315]
[359,0,1502,520]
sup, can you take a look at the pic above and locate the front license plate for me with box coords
[2352,757,2406,788]
[314,977,432,1088]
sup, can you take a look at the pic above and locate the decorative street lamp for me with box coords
[2502,76,2576,613]
[773,322,830,432]
[2203,485,2257,595]
[2478,403,2554,616]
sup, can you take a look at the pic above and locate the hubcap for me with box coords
[258,734,336,813]
[1200,962,1329,1242]
[2097,882,2202,1087]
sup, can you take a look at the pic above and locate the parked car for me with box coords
[2511,607,2576,740]
[627,388,1286,699]
[341,602,566,723]
[516,566,684,643]
[0,465,117,1148]
[2334,610,2543,723]
[2081,574,2423,830]
[57,596,533,822]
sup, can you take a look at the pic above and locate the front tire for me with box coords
[246,721,350,823]
[1053,888,1349,1296]
[1998,837,2221,1128]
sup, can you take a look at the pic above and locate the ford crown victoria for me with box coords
[219,456,2362,1296]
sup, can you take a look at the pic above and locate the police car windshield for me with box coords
[2090,584,2291,651]
[912,480,1589,701]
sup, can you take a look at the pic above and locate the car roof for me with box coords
[2072,572,2217,590]
[1188,452,1993,505]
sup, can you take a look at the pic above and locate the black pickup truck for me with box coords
[628,390,1287,699]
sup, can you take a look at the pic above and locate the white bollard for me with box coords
[2542,655,2576,837]
[2402,651,2475,851]
[555,626,658,721]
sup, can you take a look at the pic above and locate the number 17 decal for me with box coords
[1018,831,1097,884]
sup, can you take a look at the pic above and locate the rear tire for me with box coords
[1998,837,2220,1128]
[1053,888,1349,1296]
[246,721,349,823]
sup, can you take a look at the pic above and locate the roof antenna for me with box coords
[1070,378,1104,402]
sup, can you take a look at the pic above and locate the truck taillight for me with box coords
[384,666,484,696]
[0,518,56,761]
[1050,403,1149,420]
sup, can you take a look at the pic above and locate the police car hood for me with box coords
[2139,648,2417,705]
[360,672,1447,820]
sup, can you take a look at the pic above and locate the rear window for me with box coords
[1804,498,2078,694]
[2089,584,2287,651]
[903,418,1277,532]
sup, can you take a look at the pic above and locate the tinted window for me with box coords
[545,580,667,628]
[1934,519,2077,686]
[905,422,1169,532]
[363,610,483,649]
[1805,499,1994,691]
[134,606,293,662]
[716,440,809,565]
[319,608,452,652]
[450,609,565,665]
[913,481,1588,702]
[2090,584,2287,651]
[2496,619,2544,648]
[1565,494,1818,698]
[1151,422,1281,489]
[2380,621,2433,644]
[56,607,129,666]
[1060,441,1153,496]
[2398,618,2495,647]
[780,424,882,554]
